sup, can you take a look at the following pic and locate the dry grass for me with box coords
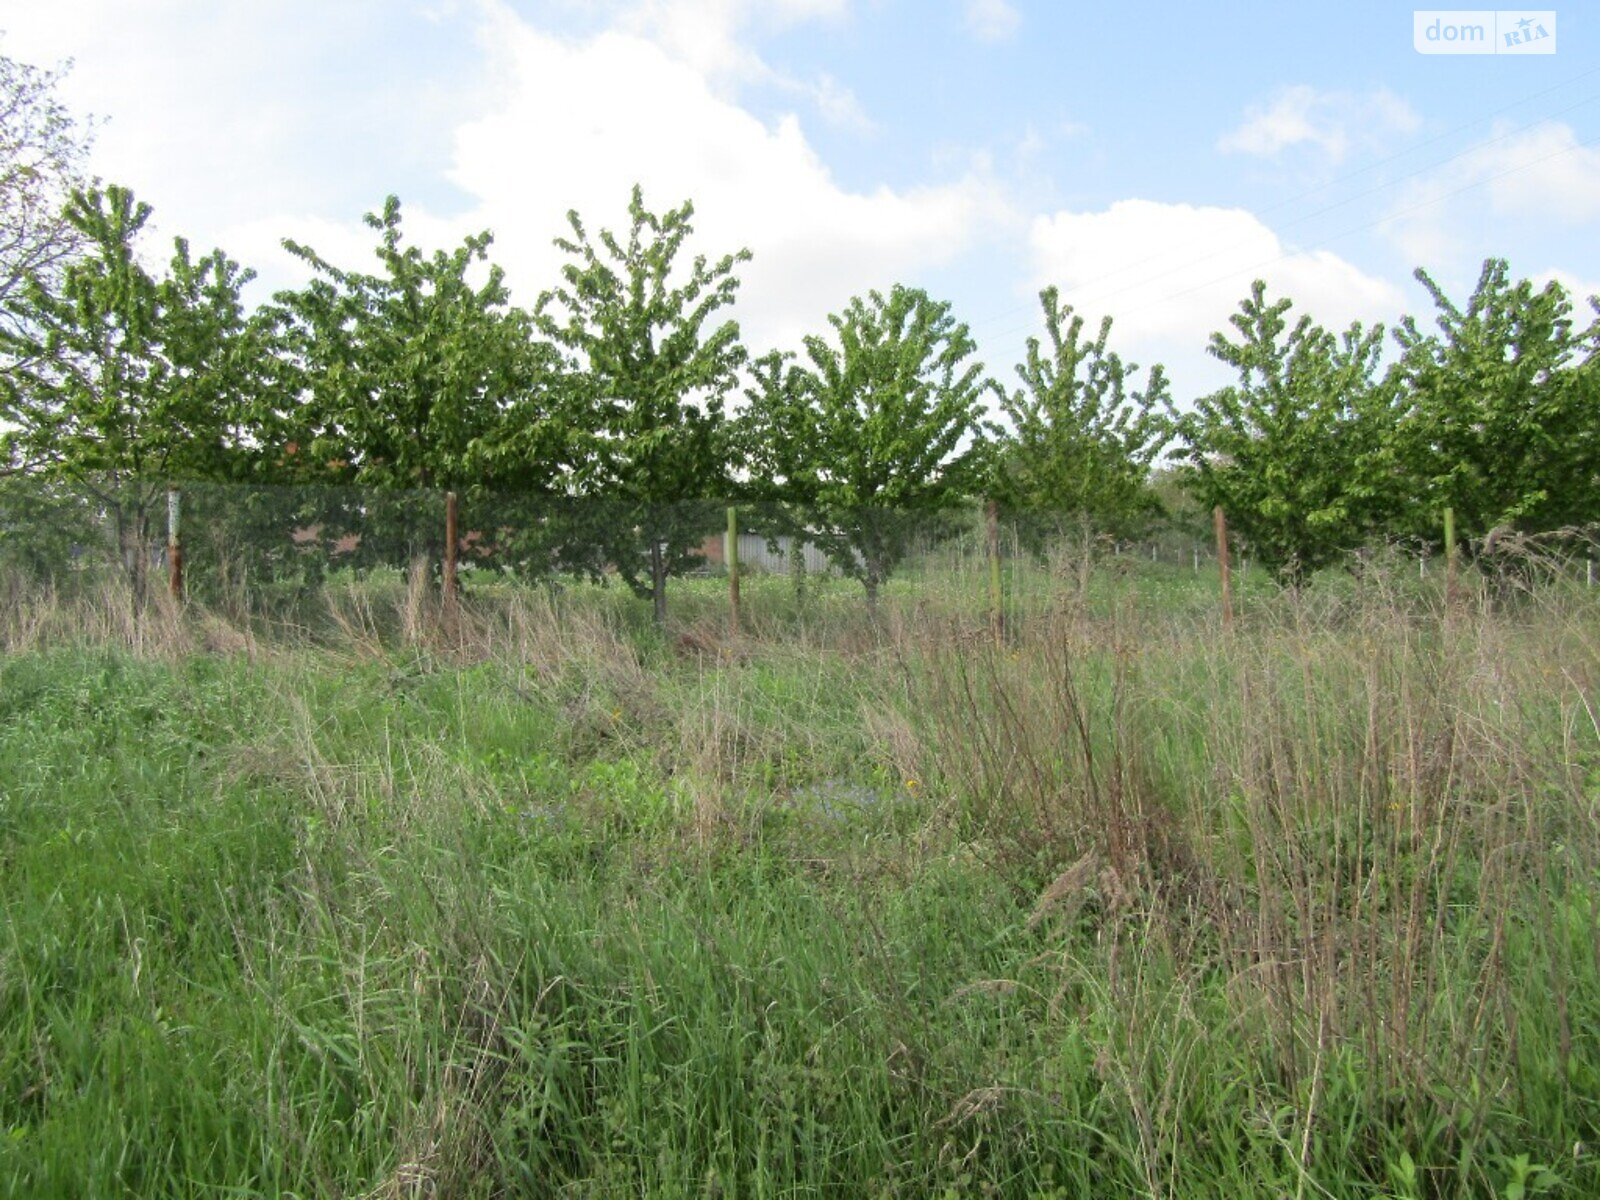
[5,544,1600,1195]
[889,560,1600,1190]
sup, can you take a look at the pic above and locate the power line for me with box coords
[968,64,1600,338]
[1053,93,1597,319]
[1139,127,1600,319]
[973,124,1600,356]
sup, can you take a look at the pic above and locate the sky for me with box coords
[2,0,1597,400]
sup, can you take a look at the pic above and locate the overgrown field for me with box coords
[2,563,1599,1198]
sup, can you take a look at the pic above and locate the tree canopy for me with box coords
[0,44,1596,614]
[0,185,258,488]
[742,284,991,603]
[1392,259,1600,541]
[0,184,259,593]
[0,48,93,329]
[990,286,1170,542]
[1170,281,1397,582]
[270,195,558,494]
[536,184,750,621]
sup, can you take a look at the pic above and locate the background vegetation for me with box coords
[4,39,1600,1200]
[3,552,1599,1197]
[3,46,1597,615]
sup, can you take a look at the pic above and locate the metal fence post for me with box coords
[443,491,459,612]
[1214,506,1233,631]
[1444,506,1457,606]
[727,505,741,637]
[166,487,183,602]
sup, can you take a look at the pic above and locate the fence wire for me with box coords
[2,477,1596,640]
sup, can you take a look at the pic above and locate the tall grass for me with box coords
[2,551,1597,1197]
[902,578,1600,1196]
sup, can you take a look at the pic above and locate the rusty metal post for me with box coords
[166,487,183,602]
[443,491,459,612]
[1214,505,1233,631]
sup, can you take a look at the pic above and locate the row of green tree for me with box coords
[2,52,1597,611]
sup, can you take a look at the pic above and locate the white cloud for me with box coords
[622,1,877,132]
[1015,126,1046,161]
[442,5,1003,352]
[622,0,874,134]
[0,1,478,266]
[1219,85,1419,163]
[809,72,876,133]
[1461,122,1600,223]
[1535,269,1600,310]
[622,0,852,94]
[2,0,992,341]
[1383,120,1600,267]
[963,0,1021,43]
[625,0,776,82]
[1028,199,1404,389]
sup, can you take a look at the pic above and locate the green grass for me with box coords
[3,557,1599,1197]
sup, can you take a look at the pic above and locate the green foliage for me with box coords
[536,184,750,620]
[0,185,260,592]
[271,195,559,494]
[1171,280,1397,582]
[0,475,104,582]
[0,185,259,487]
[991,286,1170,542]
[1497,1153,1561,1200]
[5,143,1599,611]
[0,48,92,325]
[254,198,578,588]
[1392,259,1600,542]
[4,571,1600,1196]
[742,284,991,602]
[1147,464,1212,546]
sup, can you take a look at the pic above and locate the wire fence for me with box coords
[2,477,1597,644]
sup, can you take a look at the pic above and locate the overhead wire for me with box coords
[966,64,1600,344]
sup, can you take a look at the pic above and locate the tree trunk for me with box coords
[790,540,808,603]
[115,498,150,611]
[651,540,668,625]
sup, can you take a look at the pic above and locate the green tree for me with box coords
[1392,259,1600,542]
[536,185,749,623]
[271,195,559,494]
[265,196,571,586]
[0,184,259,594]
[991,286,1170,546]
[0,48,93,329]
[1171,280,1396,583]
[742,284,991,606]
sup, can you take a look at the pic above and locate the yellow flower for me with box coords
[905,778,920,791]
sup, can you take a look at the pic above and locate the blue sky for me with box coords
[4,0,1597,398]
